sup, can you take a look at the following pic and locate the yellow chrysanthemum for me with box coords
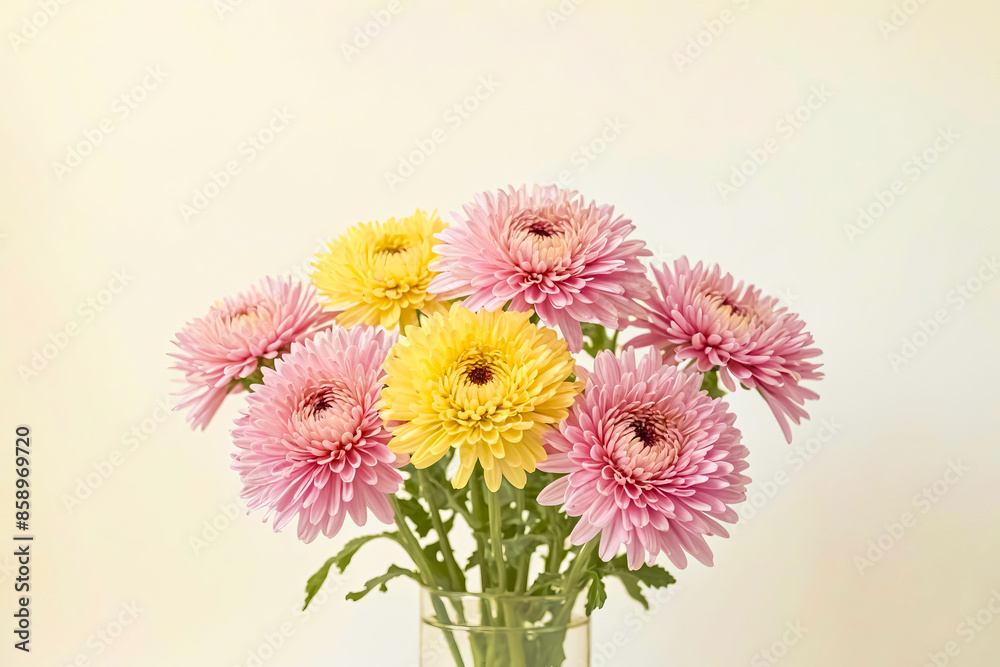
[310,210,448,329]
[382,305,581,492]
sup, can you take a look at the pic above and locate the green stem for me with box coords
[417,470,466,592]
[487,487,528,667]
[390,496,435,585]
[554,539,599,629]
[469,481,499,664]
[430,475,477,527]
[391,497,469,667]
[487,490,506,593]
[563,541,597,598]
[545,508,565,580]
[513,490,530,594]
[470,480,491,591]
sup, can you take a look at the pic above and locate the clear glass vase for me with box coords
[419,587,590,667]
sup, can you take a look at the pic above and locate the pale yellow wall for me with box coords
[2,1,999,665]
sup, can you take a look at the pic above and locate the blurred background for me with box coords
[2,0,999,665]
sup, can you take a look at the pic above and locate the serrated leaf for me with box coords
[611,571,650,610]
[345,565,420,602]
[335,531,397,572]
[421,542,453,589]
[700,367,726,399]
[527,572,561,596]
[504,534,548,561]
[596,556,674,610]
[302,557,337,610]
[302,532,396,609]
[632,564,676,589]
[585,572,607,616]
[396,496,434,538]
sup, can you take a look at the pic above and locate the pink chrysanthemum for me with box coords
[630,257,823,442]
[231,326,403,543]
[170,277,334,430]
[428,185,653,352]
[538,348,749,570]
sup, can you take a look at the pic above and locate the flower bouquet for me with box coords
[172,185,822,666]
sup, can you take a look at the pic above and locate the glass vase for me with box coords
[419,587,590,667]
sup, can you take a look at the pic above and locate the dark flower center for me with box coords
[467,365,494,385]
[528,221,556,237]
[514,212,568,239]
[305,388,338,418]
[630,419,659,447]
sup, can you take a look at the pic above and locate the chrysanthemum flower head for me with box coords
[382,305,581,492]
[311,210,449,330]
[538,348,750,570]
[630,257,823,442]
[231,326,403,543]
[428,185,653,352]
[170,277,333,430]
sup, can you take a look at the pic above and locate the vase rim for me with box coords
[418,585,581,604]
[422,616,590,633]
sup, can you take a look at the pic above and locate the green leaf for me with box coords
[303,557,337,610]
[632,563,676,589]
[585,572,608,616]
[700,367,726,399]
[420,542,453,589]
[345,565,421,602]
[581,323,608,358]
[527,571,562,596]
[504,534,548,561]
[333,531,397,572]
[396,496,434,538]
[302,532,397,609]
[230,356,280,393]
[596,556,674,611]
[611,571,650,610]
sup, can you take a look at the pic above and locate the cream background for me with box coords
[2,1,999,665]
